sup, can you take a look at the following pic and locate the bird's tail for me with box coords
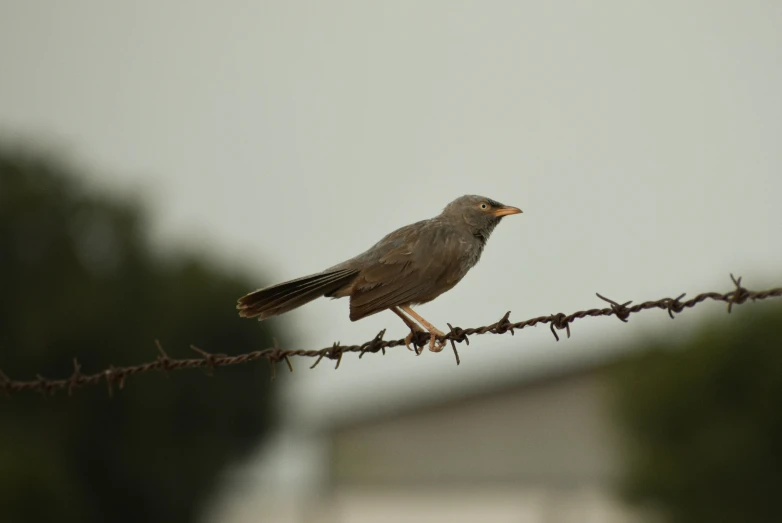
[237,268,359,320]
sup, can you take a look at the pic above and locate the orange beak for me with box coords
[492,205,523,217]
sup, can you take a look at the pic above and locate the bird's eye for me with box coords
[480,203,489,210]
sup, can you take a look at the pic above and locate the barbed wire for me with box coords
[2,274,780,397]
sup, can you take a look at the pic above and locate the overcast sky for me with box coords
[2,0,782,516]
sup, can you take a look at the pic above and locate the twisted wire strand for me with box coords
[2,274,780,397]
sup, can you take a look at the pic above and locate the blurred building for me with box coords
[208,351,647,523]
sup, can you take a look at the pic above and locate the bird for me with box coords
[237,195,522,353]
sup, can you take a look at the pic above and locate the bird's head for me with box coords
[441,195,522,244]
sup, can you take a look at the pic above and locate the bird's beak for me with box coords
[492,205,523,217]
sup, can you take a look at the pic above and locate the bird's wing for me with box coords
[347,221,455,321]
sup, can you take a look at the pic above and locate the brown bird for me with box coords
[237,195,522,353]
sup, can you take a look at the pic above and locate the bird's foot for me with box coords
[427,327,447,353]
[404,326,426,355]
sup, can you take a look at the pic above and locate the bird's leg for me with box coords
[390,306,426,354]
[399,306,447,352]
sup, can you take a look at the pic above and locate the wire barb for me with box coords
[596,293,633,323]
[34,374,51,397]
[68,358,83,396]
[446,323,470,346]
[727,273,750,313]
[493,311,515,336]
[189,345,222,376]
[328,342,344,370]
[104,368,115,398]
[665,293,687,319]
[155,340,172,377]
[2,275,781,397]
[359,329,386,359]
[549,313,571,341]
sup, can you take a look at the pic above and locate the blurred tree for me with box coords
[0,145,283,523]
[608,303,782,523]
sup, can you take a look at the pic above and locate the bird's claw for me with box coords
[428,330,447,353]
[404,329,424,355]
[401,318,446,355]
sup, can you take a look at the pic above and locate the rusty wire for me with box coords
[1,274,780,397]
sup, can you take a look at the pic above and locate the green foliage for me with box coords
[0,146,281,523]
[608,304,782,523]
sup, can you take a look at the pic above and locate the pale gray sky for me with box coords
[2,0,782,513]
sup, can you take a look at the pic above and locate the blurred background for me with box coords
[1,2,781,522]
